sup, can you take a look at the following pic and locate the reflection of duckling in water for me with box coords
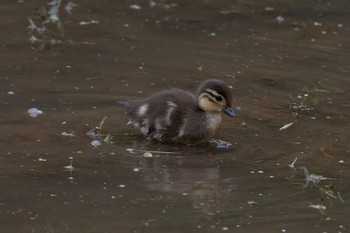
[119,79,236,144]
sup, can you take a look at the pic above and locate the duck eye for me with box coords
[215,96,223,101]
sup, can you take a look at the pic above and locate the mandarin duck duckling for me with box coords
[118,79,236,144]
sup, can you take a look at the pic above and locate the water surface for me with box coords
[1,0,349,232]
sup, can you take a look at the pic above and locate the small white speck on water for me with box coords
[276,15,284,24]
[118,184,126,188]
[339,160,344,164]
[222,226,229,231]
[27,108,43,117]
[247,200,257,205]
[133,168,140,172]
[126,148,135,153]
[129,4,141,10]
[7,91,15,95]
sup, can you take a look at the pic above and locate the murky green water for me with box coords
[1,0,349,232]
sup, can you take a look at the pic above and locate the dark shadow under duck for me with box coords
[118,79,236,144]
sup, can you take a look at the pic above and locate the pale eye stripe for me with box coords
[202,93,216,103]
[205,89,223,101]
[205,89,219,96]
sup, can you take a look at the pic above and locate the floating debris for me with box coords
[290,93,314,115]
[27,108,43,117]
[87,116,111,142]
[64,157,74,171]
[210,139,232,149]
[149,0,156,7]
[87,116,108,138]
[7,91,15,95]
[143,152,154,158]
[309,204,327,210]
[290,103,313,112]
[301,167,332,188]
[86,129,98,138]
[64,1,78,14]
[129,4,141,10]
[64,164,74,170]
[137,149,181,155]
[279,122,293,131]
[288,157,298,169]
[247,200,257,205]
[338,192,345,203]
[276,15,284,24]
[91,140,102,148]
[103,134,113,143]
[79,20,100,25]
[126,148,135,154]
[61,132,75,137]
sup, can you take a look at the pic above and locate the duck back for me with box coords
[119,88,220,144]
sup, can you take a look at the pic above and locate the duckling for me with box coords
[118,79,236,144]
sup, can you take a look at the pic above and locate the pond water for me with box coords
[1,0,349,232]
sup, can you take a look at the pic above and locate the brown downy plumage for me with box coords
[118,79,236,144]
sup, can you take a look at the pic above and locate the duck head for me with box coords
[197,79,236,117]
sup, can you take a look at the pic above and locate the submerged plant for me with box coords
[288,158,344,204]
[300,167,343,203]
[27,0,77,49]
[86,116,113,144]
